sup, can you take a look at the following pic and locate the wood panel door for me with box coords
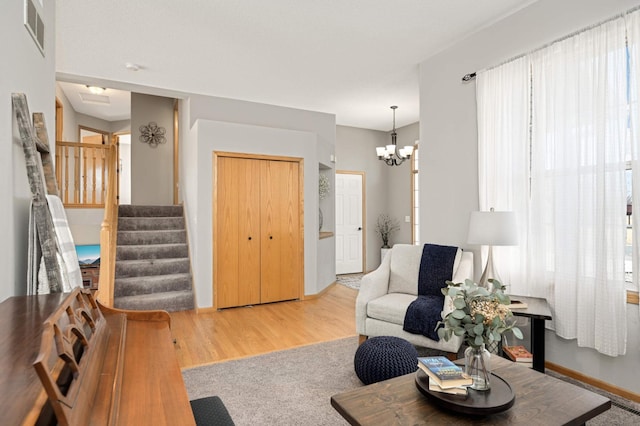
[216,157,261,309]
[215,155,302,309]
[260,160,300,303]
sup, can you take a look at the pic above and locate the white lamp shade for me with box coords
[403,145,414,156]
[376,147,386,156]
[467,210,518,246]
[386,144,396,154]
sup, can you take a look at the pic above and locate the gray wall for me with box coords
[180,95,336,309]
[335,123,417,272]
[1,0,56,301]
[131,93,174,205]
[389,121,418,246]
[419,0,640,395]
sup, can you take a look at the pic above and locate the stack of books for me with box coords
[417,356,472,395]
[503,345,533,367]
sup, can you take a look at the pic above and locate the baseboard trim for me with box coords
[304,282,337,300]
[196,307,217,314]
[546,361,640,403]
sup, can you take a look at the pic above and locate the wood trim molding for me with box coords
[303,282,337,300]
[78,125,110,144]
[215,151,303,163]
[55,98,63,142]
[546,361,640,403]
[627,290,639,305]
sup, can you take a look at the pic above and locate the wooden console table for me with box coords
[332,357,610,425]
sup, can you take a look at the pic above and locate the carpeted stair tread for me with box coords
[114,290,194,312]
[117,229,186,245]
[119,205,184,217]
[114,273,192,297]
[115,258,190,278]
[113,204,194,313]
[116,243,189,260]
[118,216,185,231]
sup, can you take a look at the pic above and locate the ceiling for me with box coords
[55,0,536,130]
[57,82,131,122]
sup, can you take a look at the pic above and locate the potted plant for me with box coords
[437,279,523,390]
[375,214,399,248]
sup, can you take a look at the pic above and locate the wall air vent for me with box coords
[24,0,45,56]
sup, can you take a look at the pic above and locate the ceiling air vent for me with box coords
[24,0,45,55]
[79,93,111,105]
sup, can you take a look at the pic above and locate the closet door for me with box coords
[216,157,261,308]
[260,160,301,303]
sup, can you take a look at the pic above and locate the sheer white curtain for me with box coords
[529,18,628,357]
[477,17,631,356]
[627,10,640,300]
[476,57,531,296]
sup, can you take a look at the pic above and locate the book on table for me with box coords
[506,299,528,309]
[417,356,473,389]
[503,345,533,362]
[428,378,468,395]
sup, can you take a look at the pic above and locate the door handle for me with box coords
[248,236,252,240]
[269,235,273,240]
[357,227,362,231]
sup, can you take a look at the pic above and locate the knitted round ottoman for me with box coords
[354,336,418,385]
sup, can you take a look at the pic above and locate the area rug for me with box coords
[336,273,363,290]
[182,337,639,426]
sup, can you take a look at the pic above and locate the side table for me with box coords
[507,295,552,372]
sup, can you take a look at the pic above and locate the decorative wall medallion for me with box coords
[139,122,166,147]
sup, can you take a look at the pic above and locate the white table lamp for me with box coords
[467,208,518,290]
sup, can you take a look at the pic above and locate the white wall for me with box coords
[65,209,103,245]
[181,95,336,309]
[335,123,417,271]
[419,0,640,394]
[131,93,174,205]
[1,0,56,300]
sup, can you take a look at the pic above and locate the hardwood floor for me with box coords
[171,284,358,369]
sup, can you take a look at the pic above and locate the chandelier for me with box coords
[376,106,414,166]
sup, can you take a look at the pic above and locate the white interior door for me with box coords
[335,172,364,274]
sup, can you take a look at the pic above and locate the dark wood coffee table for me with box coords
[331,357,610,425]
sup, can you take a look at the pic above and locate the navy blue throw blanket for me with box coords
[403,244,458,341]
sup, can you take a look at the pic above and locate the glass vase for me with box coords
[464,344,491,391]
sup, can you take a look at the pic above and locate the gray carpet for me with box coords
[182,337,640,426]
[335,273,363,290]
[114,204,194,312]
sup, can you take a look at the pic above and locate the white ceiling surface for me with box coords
[56,0,536,130]
[57,82,131,122]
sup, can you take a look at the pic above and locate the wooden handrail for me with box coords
[97,142,118,307]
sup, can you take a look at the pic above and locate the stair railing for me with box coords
[97,141,119,306]
[55,141,110,207]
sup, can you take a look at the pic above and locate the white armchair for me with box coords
[356,244,474,354]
